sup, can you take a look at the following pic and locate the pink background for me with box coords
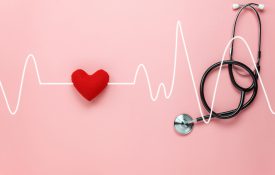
[0,0,275,174]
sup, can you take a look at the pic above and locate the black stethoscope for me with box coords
[174,3,264,135]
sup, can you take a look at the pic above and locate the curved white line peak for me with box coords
[0,54,73,115]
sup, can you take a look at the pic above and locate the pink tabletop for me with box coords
[0,0,274,175]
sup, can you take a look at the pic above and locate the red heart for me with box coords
[71,69,109,101]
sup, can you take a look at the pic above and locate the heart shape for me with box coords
[71,69,109,101]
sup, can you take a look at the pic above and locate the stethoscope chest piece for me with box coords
[174,114,194,135]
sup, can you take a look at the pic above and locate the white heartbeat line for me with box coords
[0,20,274,123]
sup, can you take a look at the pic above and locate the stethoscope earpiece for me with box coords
[232,3,264,10]
[232,3,241,10]
[258,4,265,10]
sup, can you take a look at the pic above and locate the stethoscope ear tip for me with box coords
[232,3,241,10]
[258,4,265,10]
[174,114,194,135]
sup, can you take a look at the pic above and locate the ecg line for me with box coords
[0,20,274,123]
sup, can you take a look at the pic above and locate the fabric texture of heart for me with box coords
[71,69,109,101]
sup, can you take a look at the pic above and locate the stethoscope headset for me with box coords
[174,3,264,135]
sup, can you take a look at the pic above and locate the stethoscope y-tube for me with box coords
[174,3,263,135]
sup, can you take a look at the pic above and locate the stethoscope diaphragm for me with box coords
[174,114,194,135]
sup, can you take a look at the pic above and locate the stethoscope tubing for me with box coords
[195,3,261,123]
[196,60,258,122]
